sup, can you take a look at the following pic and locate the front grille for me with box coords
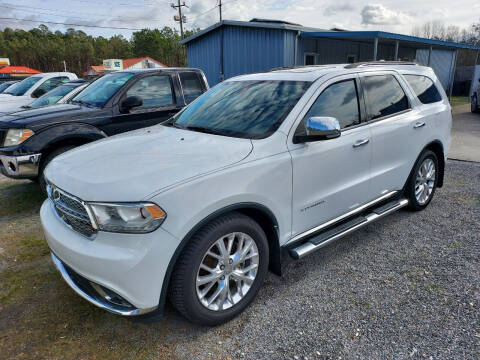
[48,184,96,238]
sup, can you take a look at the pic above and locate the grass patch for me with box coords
[0,182,46,216]
[450,96,470,107]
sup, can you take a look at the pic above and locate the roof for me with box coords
[226,62,435,83]
[122,56,167,69]
[180,20,480,50]
[300,31,480,50]
[180,19,324,45]
[0,66,42,74]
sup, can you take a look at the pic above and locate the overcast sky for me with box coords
[1,0,479,39]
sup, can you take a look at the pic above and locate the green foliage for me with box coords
[0,25,193,76]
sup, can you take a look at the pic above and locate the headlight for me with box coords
[88,202,166,234]
[4,129,35,147]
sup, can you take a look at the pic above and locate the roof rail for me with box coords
[345,61,418,68]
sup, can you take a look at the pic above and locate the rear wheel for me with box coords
[38,146,76,193]
[169,212,269,326]
[405,150,439,211]
[472,94,479,113]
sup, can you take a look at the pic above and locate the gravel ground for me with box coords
[169,160,480,360]
[1,160,479,360]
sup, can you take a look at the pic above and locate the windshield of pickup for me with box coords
[171,80,311,139]
[5,76,42,96]
[71,72,133,107]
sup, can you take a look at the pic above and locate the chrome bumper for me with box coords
[0,153,41,178]
[50,252,157,316]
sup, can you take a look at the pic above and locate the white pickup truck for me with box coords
[41,62,451,325]
[0,72,77,114]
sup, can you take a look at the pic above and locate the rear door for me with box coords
[360,71,421,198]
[108,73,183,135]
[289,75,373,237]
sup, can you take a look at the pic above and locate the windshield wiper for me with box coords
[183,125,227,136]
[71,99,96,107]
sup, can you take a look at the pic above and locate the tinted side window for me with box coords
[126,75,173,108]
[38,77,69,92]
[180,72,204,104]
[363,75,409,120]
[404,75,442,104]
[297,79,360,134]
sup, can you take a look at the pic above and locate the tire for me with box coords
[472,94,479,113]
[169,212,269,326]
[38,146,76,193]
[405,150,439,211]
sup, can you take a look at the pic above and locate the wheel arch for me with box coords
[405,140,446,189]
[157,202,282,316]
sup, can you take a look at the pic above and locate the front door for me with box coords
[289,76,373,239]
[106,74,182,135]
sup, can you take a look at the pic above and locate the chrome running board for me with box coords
[289,198,409,260]
[289,190,399,244]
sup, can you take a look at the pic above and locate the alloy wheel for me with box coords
[196,232,259,311]
[415,158,436,205]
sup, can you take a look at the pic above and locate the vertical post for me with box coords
[394,40,399,61]
[448,49,459,99]
[63,60,67,72]
[373,37,378,61]
[218,0,222,21]
[427,46,432,66]
[178,0,184,39]
[469,49,479,97]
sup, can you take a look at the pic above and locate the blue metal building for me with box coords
[180,19,480,94]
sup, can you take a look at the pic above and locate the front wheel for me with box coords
[405,150,439,211]
[472,94,479,113]
[38,146,76,193]
[169,212,269,326]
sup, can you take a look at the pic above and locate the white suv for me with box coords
[40,62,451,325]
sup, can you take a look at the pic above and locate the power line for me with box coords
[0,16,143,30]
[0,3,171,23]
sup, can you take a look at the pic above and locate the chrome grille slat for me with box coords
[48,183,96,239]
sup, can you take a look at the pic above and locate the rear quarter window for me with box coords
[404,74,443,104]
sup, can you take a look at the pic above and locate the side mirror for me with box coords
[120,96,143,112]
[294,116,341,143]
[32,88,47,98]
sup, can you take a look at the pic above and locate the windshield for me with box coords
[171,80,310,139]
[71,72,133,107]
[0,82,16,93]
[5,76,42,96]
[28,84,77,108]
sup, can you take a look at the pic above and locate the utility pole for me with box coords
[171,0,187,38]
[218,0,222,21]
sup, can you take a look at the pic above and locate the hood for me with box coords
[45,125,253,201]
[0,104,98,129]
[0,96,31,114]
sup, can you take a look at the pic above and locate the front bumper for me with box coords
[41,200,181,316]
[0,152,41,178]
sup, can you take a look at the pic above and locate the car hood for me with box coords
[0,95,31,114]
[0,104,99,129]
[45,125,253,202]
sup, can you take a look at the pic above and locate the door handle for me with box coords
[352,139,370,148]
[413,121,426,129]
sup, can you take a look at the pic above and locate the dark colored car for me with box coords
[0,68,208,189]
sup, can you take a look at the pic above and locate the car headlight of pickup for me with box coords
[3,129,35,147]
[88,202,166,233]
